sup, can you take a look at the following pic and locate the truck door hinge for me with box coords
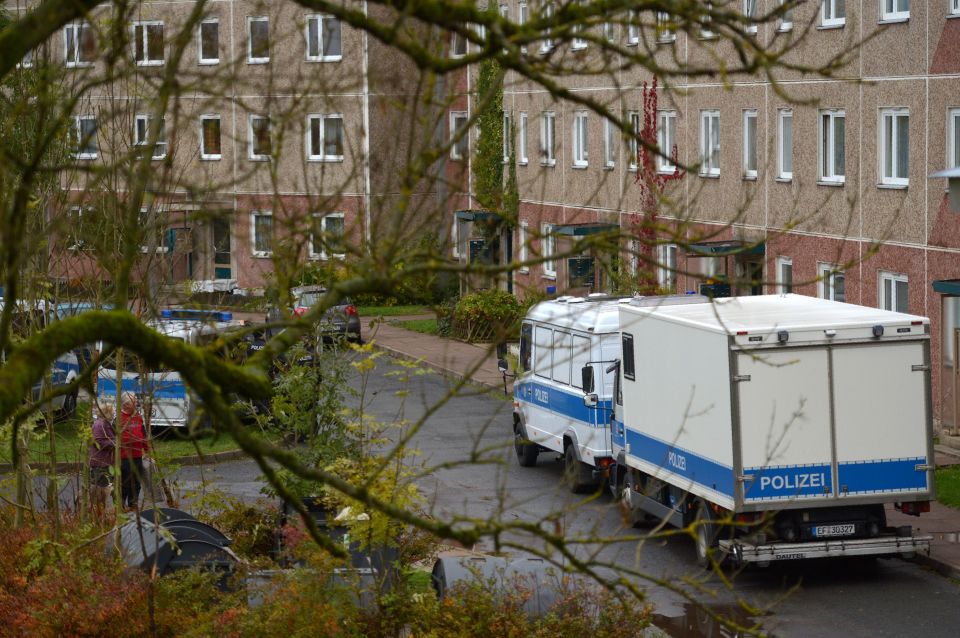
[911,365,930,372]
[733,375,751,383]
[915,464,934,472]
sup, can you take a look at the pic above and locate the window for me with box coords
[819,264,845,302]
[518,221,529,272]
[657,111,677,172]
[534,326,552,378]
[743,110,758,178]
[249,115,271,160]
[777,0,794,30]
[570,335,591,389]
[518,2,528,53]
[67,206,92,250]
[820,110,845,183]
[71,116,98,159]
[657,12,675,42]
[571,1,587,50]
[743,0,758,34]
[450,29,467,57]
[503,113,511,163]
[627,10,640,44]
[198,19,219,64]
[133,21,164,65]
[950,108,960,169]
[700,110,720,176]
[658,244,678,292]
[880,0,910,22]
[622,333,635,381]
[307,114,344,161]
[306,15,342,61]
[880,272,908,313]
[628,111,640,170]
[542,223,556,277]
[572,111,588,167]
[251,212,273,257]
[450,112,468,160]
[880,108,909,186]
[64,22,95,67]
[248,17,269,63]
[701,2,716,38]
[540,3,555,53]
[821,0,846,27]
[310,212,346,259]
[19,49,33,68]
[520,323,532,371]
[519,112,528,164]
[945,297,960,366]
[134,115,166,159]
[777,257,793,293]
[778,109,793,179]
[553,332,572,385]
[603,118,616,168]
[138,207,168,253]
[953,0,960,16]
[540,111,555,166]
[200,115,221,159]
[603,22,616,41]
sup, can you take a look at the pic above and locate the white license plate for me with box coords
[813,524,855,538]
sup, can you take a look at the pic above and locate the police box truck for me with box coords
[584,293,933,566]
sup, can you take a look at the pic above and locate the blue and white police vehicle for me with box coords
[510,295,626,492]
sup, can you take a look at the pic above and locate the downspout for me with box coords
[361,0,372,247]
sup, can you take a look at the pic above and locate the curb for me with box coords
[372,343,506,394]
[0,449,248,475]
[912,552,960,581]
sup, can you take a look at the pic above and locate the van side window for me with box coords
[622,332,635,381]
[520,323,532,372]
[570,334,591,389]
[553,331,572,385]
[534,325,552,379]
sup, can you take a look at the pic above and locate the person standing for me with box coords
[88,399,115,517]
[119,392,149,511]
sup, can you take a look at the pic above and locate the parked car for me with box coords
[266,285,361,343]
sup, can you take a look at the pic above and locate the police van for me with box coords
[509,295,626,492]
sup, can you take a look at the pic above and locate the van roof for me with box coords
[525,296,631,333]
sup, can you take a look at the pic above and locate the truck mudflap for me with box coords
[719,535,932,564]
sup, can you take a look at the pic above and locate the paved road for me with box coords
[170,358,960,637]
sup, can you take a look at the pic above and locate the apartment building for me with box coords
[449,1,960,425]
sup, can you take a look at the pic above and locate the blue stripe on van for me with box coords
[838,457,928,494]
[514,380,611,425]
[743,464,833,501]
[624,428,735,498]
[97,377,187,400]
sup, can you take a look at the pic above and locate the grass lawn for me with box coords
[359,305,432,317]
[936,465,960,510]
[391,318,438,335]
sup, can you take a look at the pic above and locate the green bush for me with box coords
[452,289,522,343]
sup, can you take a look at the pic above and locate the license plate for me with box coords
[813,524,855,538]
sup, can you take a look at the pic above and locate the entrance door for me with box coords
[168,227,193,283]
[212,218,232,279]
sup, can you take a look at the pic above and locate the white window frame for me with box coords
[450,111,468,160]
[132,21,164,66]
[778,109,793,180]
[18,49,34,68]
[818,263,845,302]
[949,107,960,170]
[777,0,794,31]
[880,107,910,186]
[777,256,793,293]
[72,115,98,159]
[248,115,271,160]
[571,1,587,50]
[743,0,758,34]
[953,0,960,16]
[628,111,640,171]
[247,16,270,64]
[603,21,616,42]
[503,112,511,163]
[700,110,720,177]
[198,19,219,64]
[250,211,273,257]
[518,221,530,273]
[819,109,846,183]
[305,14,342,62]
[540,3,555,53]
[64,22,95,67]
[656,12,676,42]
[540,111,556,166]
[701,2,716,39]
[572,111,588,168]
[657,244,678,291]
[139,207,169,254]
[743,109,758,178]
[879,271,909,313]
[518,112,528,164]
[307,113,345,162]
[603,118,616,168]
[821,0,846,27]
[133,114,167,160]
[310,212,346,260]
[199,115,221,160]
[542,223,556,278]
[880,0,910,23]
[518,2,528,53]
[627,11,640,45]
[657,110,677,173]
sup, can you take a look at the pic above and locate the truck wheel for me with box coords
[564,443,595,494]
[619,470,655,527]
[513,422,539,467]
[694,500,723,569]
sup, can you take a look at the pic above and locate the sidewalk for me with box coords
[367,314,960,580]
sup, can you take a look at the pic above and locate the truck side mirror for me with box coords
[583,393,598,408]
[581,365,594,394]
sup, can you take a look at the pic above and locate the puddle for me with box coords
[653,603,767,638]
